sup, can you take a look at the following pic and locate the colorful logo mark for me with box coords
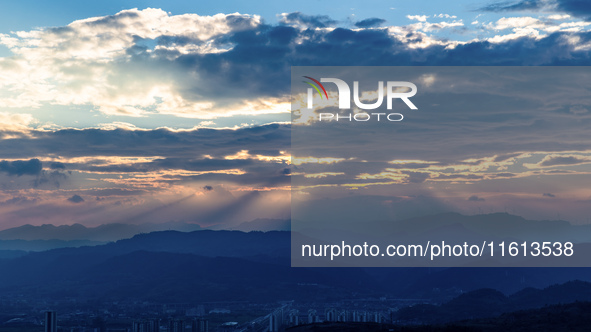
[302,76,328,99]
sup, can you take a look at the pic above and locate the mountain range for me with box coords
[0,227,590,304]
[0,212,590,305]
[0,221,204,241]
[0,218,291,242]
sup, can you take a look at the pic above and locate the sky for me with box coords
[1,0,591,229]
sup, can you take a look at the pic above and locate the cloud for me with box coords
[3,10,591,226]
[480,0,545,12]
[403,171,431,183]
[0,124,290,159]
[0,159,42,176]
[468,195,486,202]
[538,155,591,167]
[488,16,543,30]
[0,113,36,138]
[203,185,213,191]
[279,12,336,28]
[543,192,556,197]
[0,8,282,120]
[481,0,591,20]
[0,196,38,206]
[67,195,85,203]
[2,8,591,125]
[407,15,429,22]
[0,124,292,195]
[355,18,386,28]
[1,9,591,125]
[556,0,591,19]
[49,162,66,170]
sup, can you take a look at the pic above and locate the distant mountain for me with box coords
[451,301,591,332]
[0,218,292,243]
[0,221,203,242]
[396,280,591,324]
[0,239,106,252]
[231,218,290,232]
[0,250,27,259]
[389,212,591,243]
[382,266,591,299]
[0,230,374,303]
[0,228,590,304]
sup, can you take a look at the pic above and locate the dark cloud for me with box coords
[0,125,293,190]
[167,25,591,107]
[280,12,337,28]
[67,195,85,203]
[0,196,38,206]
[0,124,290,159]
[0,159,42,176]
[107,9,591,112]
[493,153,522,162]
[33,170,68,189]
[84,189,148,197]
[73,158,256,174]
[468,195,486,202]
[49,162,66,170]
[436,174,484,180]
[203,185,213,191]
[556,0,591,19]
[539,156,589,167]
[492,172,516,178]
[403,171,431,183]
[479,0,544,12]
[543,192,556,197]
[355,18,386,28]
[481,0,591,19]
[181,166,291,187]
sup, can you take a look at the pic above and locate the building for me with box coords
[269,308,284,332]
[191,318,208,332]
[288,310,299,326]
[325,308,337,322]
[307,309,318,324]
[133,320,160,332]
[269,313,279,332]
[133,321,148,332]
[45,311,57,332]
[169,319,184,332]
[371,312,382,323]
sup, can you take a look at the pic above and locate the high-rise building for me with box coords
[325,308,337,322]
[288,310,299,326]
[307,309,318,324]
[133,321,148,332]
[45,311,57,332]
[133,320,160,332]
[148,319,160,332]
[191,318,208,332]
[371,312,381,323]
[169,319,184,332]
[269,313,278,332]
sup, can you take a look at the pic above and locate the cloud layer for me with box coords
[2,7,591,227]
